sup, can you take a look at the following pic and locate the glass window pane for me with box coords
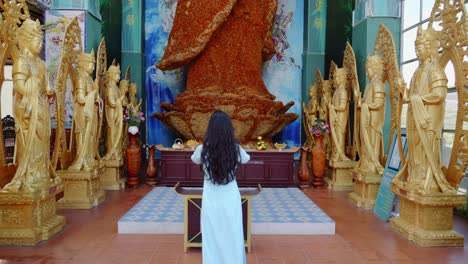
[402,27,417,62]
[400,104,408,128]
[442,131,453,167]
[444,92,457,131]
[422,0,436,21]
[445,61,455,88]
[401,61,418,85]
[403,0,420,29]
[1,65,13,118]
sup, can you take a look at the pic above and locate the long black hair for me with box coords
[201,111,240,185]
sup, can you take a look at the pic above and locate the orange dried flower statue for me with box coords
[153,0,297,143]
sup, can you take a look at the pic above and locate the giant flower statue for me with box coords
[153,0,297,143]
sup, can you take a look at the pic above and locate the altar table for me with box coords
[174,182,262,253]
[157,146,296,187]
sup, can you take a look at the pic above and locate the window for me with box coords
[1,65,13,118]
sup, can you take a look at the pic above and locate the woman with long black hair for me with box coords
[191,111,250,264]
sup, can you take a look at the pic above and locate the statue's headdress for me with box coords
[79,49,95,63]
[18,19,42,39]
[366,55,383,73]
[107,59,120,75]
[416,25,438,46]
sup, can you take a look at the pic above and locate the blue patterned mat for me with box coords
[118,187,335,235]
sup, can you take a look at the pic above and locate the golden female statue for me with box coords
[103,63,125,160]
[128,83,142,111]
[3,19,55,191]
[303,83,318,147]
[329,68,350,162]
[68,51,100,171]
[400,26,455,193]
[319,80,332,122]
[354,55,386,177]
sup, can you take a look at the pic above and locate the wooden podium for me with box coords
[174,182,262,253]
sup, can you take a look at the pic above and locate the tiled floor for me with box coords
[0,185,467,264]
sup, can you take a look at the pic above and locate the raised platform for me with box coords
[118,187,335,235]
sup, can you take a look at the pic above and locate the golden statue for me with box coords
[329,68,350,162]
[3,19,56,192]
[0,11,66,245]
[68,51,100,171]
[316,68,333,159]
[353,55,385,178]
[396,26,454,194]
[303,82,318,147]
[318,78,332,123]
[128,83,142,111]
[256,136,267,150]
[103,63,125,160]
[387,0,468,247]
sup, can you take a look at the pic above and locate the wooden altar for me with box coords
[157,146,297,187]
[174,182,262,253]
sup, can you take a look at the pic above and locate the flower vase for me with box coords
[146,145,157,186]
[311,135,326,188]
[126,131,141,187]
[298,147,310,189]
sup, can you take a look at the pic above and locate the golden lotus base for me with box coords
[390,183,465,247]
[57,164,106,209]
[348,173,382,210]
[0,183,66,246]
[326,160,357,191]
[101,159,125,190]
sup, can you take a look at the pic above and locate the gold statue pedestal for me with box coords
[326,160,356,191]
[57,164,106,209]
[0,183,66,246]
[348,173,381,210]
[101,159,125,190]
[390,183,465,247]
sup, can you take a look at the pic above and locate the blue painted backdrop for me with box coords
[145,0,304,148]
